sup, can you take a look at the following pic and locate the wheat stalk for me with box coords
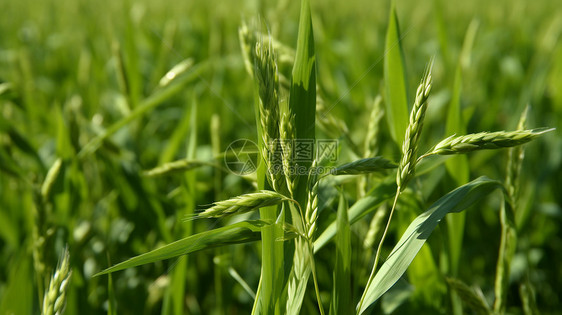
[194,190,291,219]
[42,247,72,315]
[504,105,530,206]
[494,106,531,314]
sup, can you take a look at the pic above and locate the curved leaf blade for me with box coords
[329,157,397,176]
[384,0,409,146]
[94,220,268,276]
[357,177,502,314]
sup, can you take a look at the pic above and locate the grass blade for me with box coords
[357,177,502,314]
[383,0,409,146]
[94,220,269,276]
[329,157,397,176]
[289,0,316,207]
[330,192,352,315]
[290,0,316,142]
[142,160,209,177]
[396,196,446,308]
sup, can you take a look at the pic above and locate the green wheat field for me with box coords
[1,0,561,314]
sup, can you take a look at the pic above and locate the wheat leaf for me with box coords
[357,177,502,314]
[94,220,269,276]
[330,157,397,176]
[384,0,409,146]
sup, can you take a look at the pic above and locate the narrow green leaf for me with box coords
[433,0,450,65]
[289,0,316,208]
[143,160,210,177]
[329,157,397,176]
[357,177,502,314]
[384,0,409,146]
[290,0,316,142]
[94,220,268,276]
[396,196,446,307]
[314,180,396,252]
[330,192,352,315]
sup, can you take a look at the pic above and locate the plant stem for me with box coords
[308,239,326,315]
[358,187,400,311]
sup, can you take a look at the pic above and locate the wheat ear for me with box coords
[420,128,553,159]
[42,247,72,315]
[254,36,283,192]
[195,190,291,219]
[396,60,433,190]
[304,160,319,239]
[280,111,296,197]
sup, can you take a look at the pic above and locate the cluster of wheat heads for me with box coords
[93,1,554,314]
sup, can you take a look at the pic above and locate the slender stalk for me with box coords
[309,239,326,315]
[358,188,399,311]
[372,189,400,277]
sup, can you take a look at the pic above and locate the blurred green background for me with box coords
[0,0,560,314]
